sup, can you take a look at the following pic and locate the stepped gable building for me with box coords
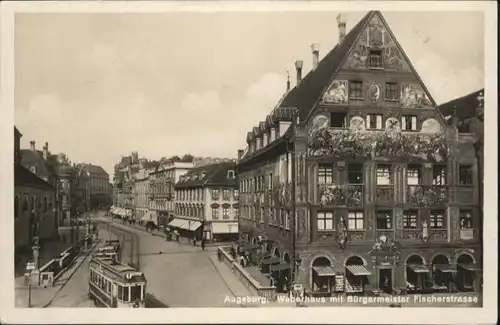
[172,161,238,242]
[236,11,482,296]
[14,127,57,250]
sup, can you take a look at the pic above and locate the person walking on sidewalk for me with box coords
[201,238,205,251]
[193,236,197,246]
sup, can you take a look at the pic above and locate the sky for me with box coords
[14,11,485,177]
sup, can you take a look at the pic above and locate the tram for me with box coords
[88,253,147,308]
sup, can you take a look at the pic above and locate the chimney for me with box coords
[43,142,49,160]
[237,150,244,160]
[30,141,36,151]
[311,43,320,70]
[295,60,303,85]
[336,14,346,44]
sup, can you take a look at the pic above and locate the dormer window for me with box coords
[227,170,235,179]
[368,49,383,69]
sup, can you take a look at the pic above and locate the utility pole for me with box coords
[291,107,298,283]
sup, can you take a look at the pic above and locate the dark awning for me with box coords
[346,264,371,276]
[433,264,457,273]
[407,264,430,273]
[270,262,291,272]
[458,263,481,271]
[261,257,280,265]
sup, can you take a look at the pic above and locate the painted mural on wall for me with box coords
[342,15,410,71]
[322,80,348,104]
[401,84,433,108]
[349,116,366,133]
[366,81,381,104]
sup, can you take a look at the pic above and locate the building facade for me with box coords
[20,140,75,235]
[134,168,150,222]
[14,127,57,250]
[172,161,238,241]
[237,11,482,296]
[149,161,194,227]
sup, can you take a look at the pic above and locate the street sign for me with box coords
[26,262,35,271]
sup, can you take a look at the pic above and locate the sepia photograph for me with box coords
[0,1,497,324]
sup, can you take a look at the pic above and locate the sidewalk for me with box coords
[208,254,251,298]
[15,241,101,308]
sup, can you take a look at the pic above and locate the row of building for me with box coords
[14,126,112,255]
[111,154,239,242]
[234,11,484,296]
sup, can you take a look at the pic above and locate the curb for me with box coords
[43,241,99,308]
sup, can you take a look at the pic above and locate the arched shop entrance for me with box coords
[456,254,479,292]
[406,255,429,293]
[344,256,370,295]
[311,257,335,296]
[431,254,455,292]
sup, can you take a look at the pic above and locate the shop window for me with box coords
[406,165,421,185]
[385,82,398,100]
[403,210,418,229]
[348,164,363,184]
[459,165,473,186]
[330,112,347,128]
[376,165,392,185]
[318,165,334,184]
[347,211,364,230]
[460,210,473,229]
[376,210,393,229]
[368,49,383,68]
[430,210,446,229]
[402,115,418,131]
[432,166,447,185]
[366,114,383,130]
[317,211,334,231]
[349,81,363,99]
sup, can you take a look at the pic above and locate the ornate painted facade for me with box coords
[237,11,482,297]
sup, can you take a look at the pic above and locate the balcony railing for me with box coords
[401,229,422,240]
[376,230,394,239]
[407,185,448,206]
[428,229,447,241]
[318,184,363,207]
[376,185,393,203]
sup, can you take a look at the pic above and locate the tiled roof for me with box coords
[20,149,51,178]
[174,162,236,189]
[438,88,483,121]
[83,164,109,177]
[15,164,55,189]
[279,11,374,122]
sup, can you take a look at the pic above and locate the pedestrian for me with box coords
[193,236,197,246]
[201,239,205,251]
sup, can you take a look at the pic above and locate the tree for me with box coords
[181,154,194,162]
[170,156,181,162]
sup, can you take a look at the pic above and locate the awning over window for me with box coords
[433,264,457,273]
[271,262,291,272]
[261,256,280,265]
[212,222,238,234]
[346,265,371,276]
[313,266,336,277]
[458,263,481,271]
[407,264,430,273]
[168,218,186,229]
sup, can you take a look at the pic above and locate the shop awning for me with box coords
[141,211,153,222]
[407,264,430,273]
[168,218,186,229]
[261,256,281,265]
[212,222,238,234]
[346,265,371,276]
[187,221,202,231]
[433,264,457,273]
[270,262,291,272]
[313,266,336,277]
[458,263,481,271]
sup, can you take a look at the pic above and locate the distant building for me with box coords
[134,168,151,222]
[173,161,238,242]
[20,140,74,237]
[14,127,57,251]
[148,160,194,227]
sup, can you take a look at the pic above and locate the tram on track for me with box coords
[88,253,147,308]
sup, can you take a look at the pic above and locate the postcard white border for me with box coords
[1,1,497,324]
